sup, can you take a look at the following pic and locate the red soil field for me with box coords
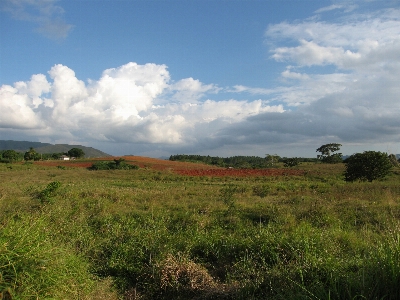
[33,156,304,177]
[33,156,218,171]
[34,161,93,168]
[121,156,221,171]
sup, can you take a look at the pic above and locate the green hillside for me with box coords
[0,140,52,152]
[0,140,110,158]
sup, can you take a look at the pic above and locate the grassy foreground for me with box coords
[1,160,400,299]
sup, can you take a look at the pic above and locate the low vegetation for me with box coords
[344,151,394,182]
[169,154,316,168]
[88,159,139,170]
[0,155,400,299]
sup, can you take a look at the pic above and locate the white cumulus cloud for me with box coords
[0,62,284,153]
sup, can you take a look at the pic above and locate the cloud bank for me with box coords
[1,7,400,157]
[0,62,283,155]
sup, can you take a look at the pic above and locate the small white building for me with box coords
[60,155,70,160]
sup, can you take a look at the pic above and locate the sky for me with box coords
[1,0,400,158]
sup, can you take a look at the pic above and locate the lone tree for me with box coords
[67,148,85,158]
[344,151,393,182]
[24,147,40,161]
[316,143,343,163]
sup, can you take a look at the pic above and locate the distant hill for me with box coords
[0,140,52,152]
[0,140,110,158]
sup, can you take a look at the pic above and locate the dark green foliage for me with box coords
[170,154,273,168]
[170,154,275,168]
[24,147,40,161]
[170,154,317,168]
[67,147,85,158]
[316,143,343,163]
[283,157,300,167]
[344,151,393,182]
[39,152,65,160]
[1,149,20,163]
[89,160,139,170]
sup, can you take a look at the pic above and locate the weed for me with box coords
[252,184,270,198]
[219,184,238,211]
[37,181,61,204]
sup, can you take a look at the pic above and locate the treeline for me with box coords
[0,147,84,163]
[169,154,317,168]
[0,150,64,162]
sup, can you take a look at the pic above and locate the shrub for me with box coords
[283,157,300,168]
[344,151,392,182]
[220,184,238,211]
[1,150,20,163]
[252,185,270,198]
[89,160,139,170]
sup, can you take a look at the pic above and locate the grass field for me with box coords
[1,157,400,299]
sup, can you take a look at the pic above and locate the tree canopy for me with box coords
[2,150,20,162]
[316,143,343,163]
[283,157,300,168]
[67,148,85,158]
[24,147,40,161]
[344,151,393,182]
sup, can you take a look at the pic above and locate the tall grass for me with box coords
[0,213,117,299]
[0,161,399,299]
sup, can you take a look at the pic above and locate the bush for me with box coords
[1,150,20,163]
[344,151,393,182]
[252,185,270,198]
[89,160,139,170]
[283,157,300,168]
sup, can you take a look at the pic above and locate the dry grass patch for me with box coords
[158,254,238,299]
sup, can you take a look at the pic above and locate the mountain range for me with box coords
[0,140,110,158]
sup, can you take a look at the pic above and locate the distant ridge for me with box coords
[0,140,111,158]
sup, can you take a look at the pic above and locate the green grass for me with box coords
[0,161,400,299]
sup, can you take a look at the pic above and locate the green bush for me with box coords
[89,160,139,170]
[344,151,392,182]
[283,157,300,167]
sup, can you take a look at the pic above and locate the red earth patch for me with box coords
[33,156,304,177]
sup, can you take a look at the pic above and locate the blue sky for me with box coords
[1,0,400,158]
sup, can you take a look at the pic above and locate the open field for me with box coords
[1,157,400,299]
